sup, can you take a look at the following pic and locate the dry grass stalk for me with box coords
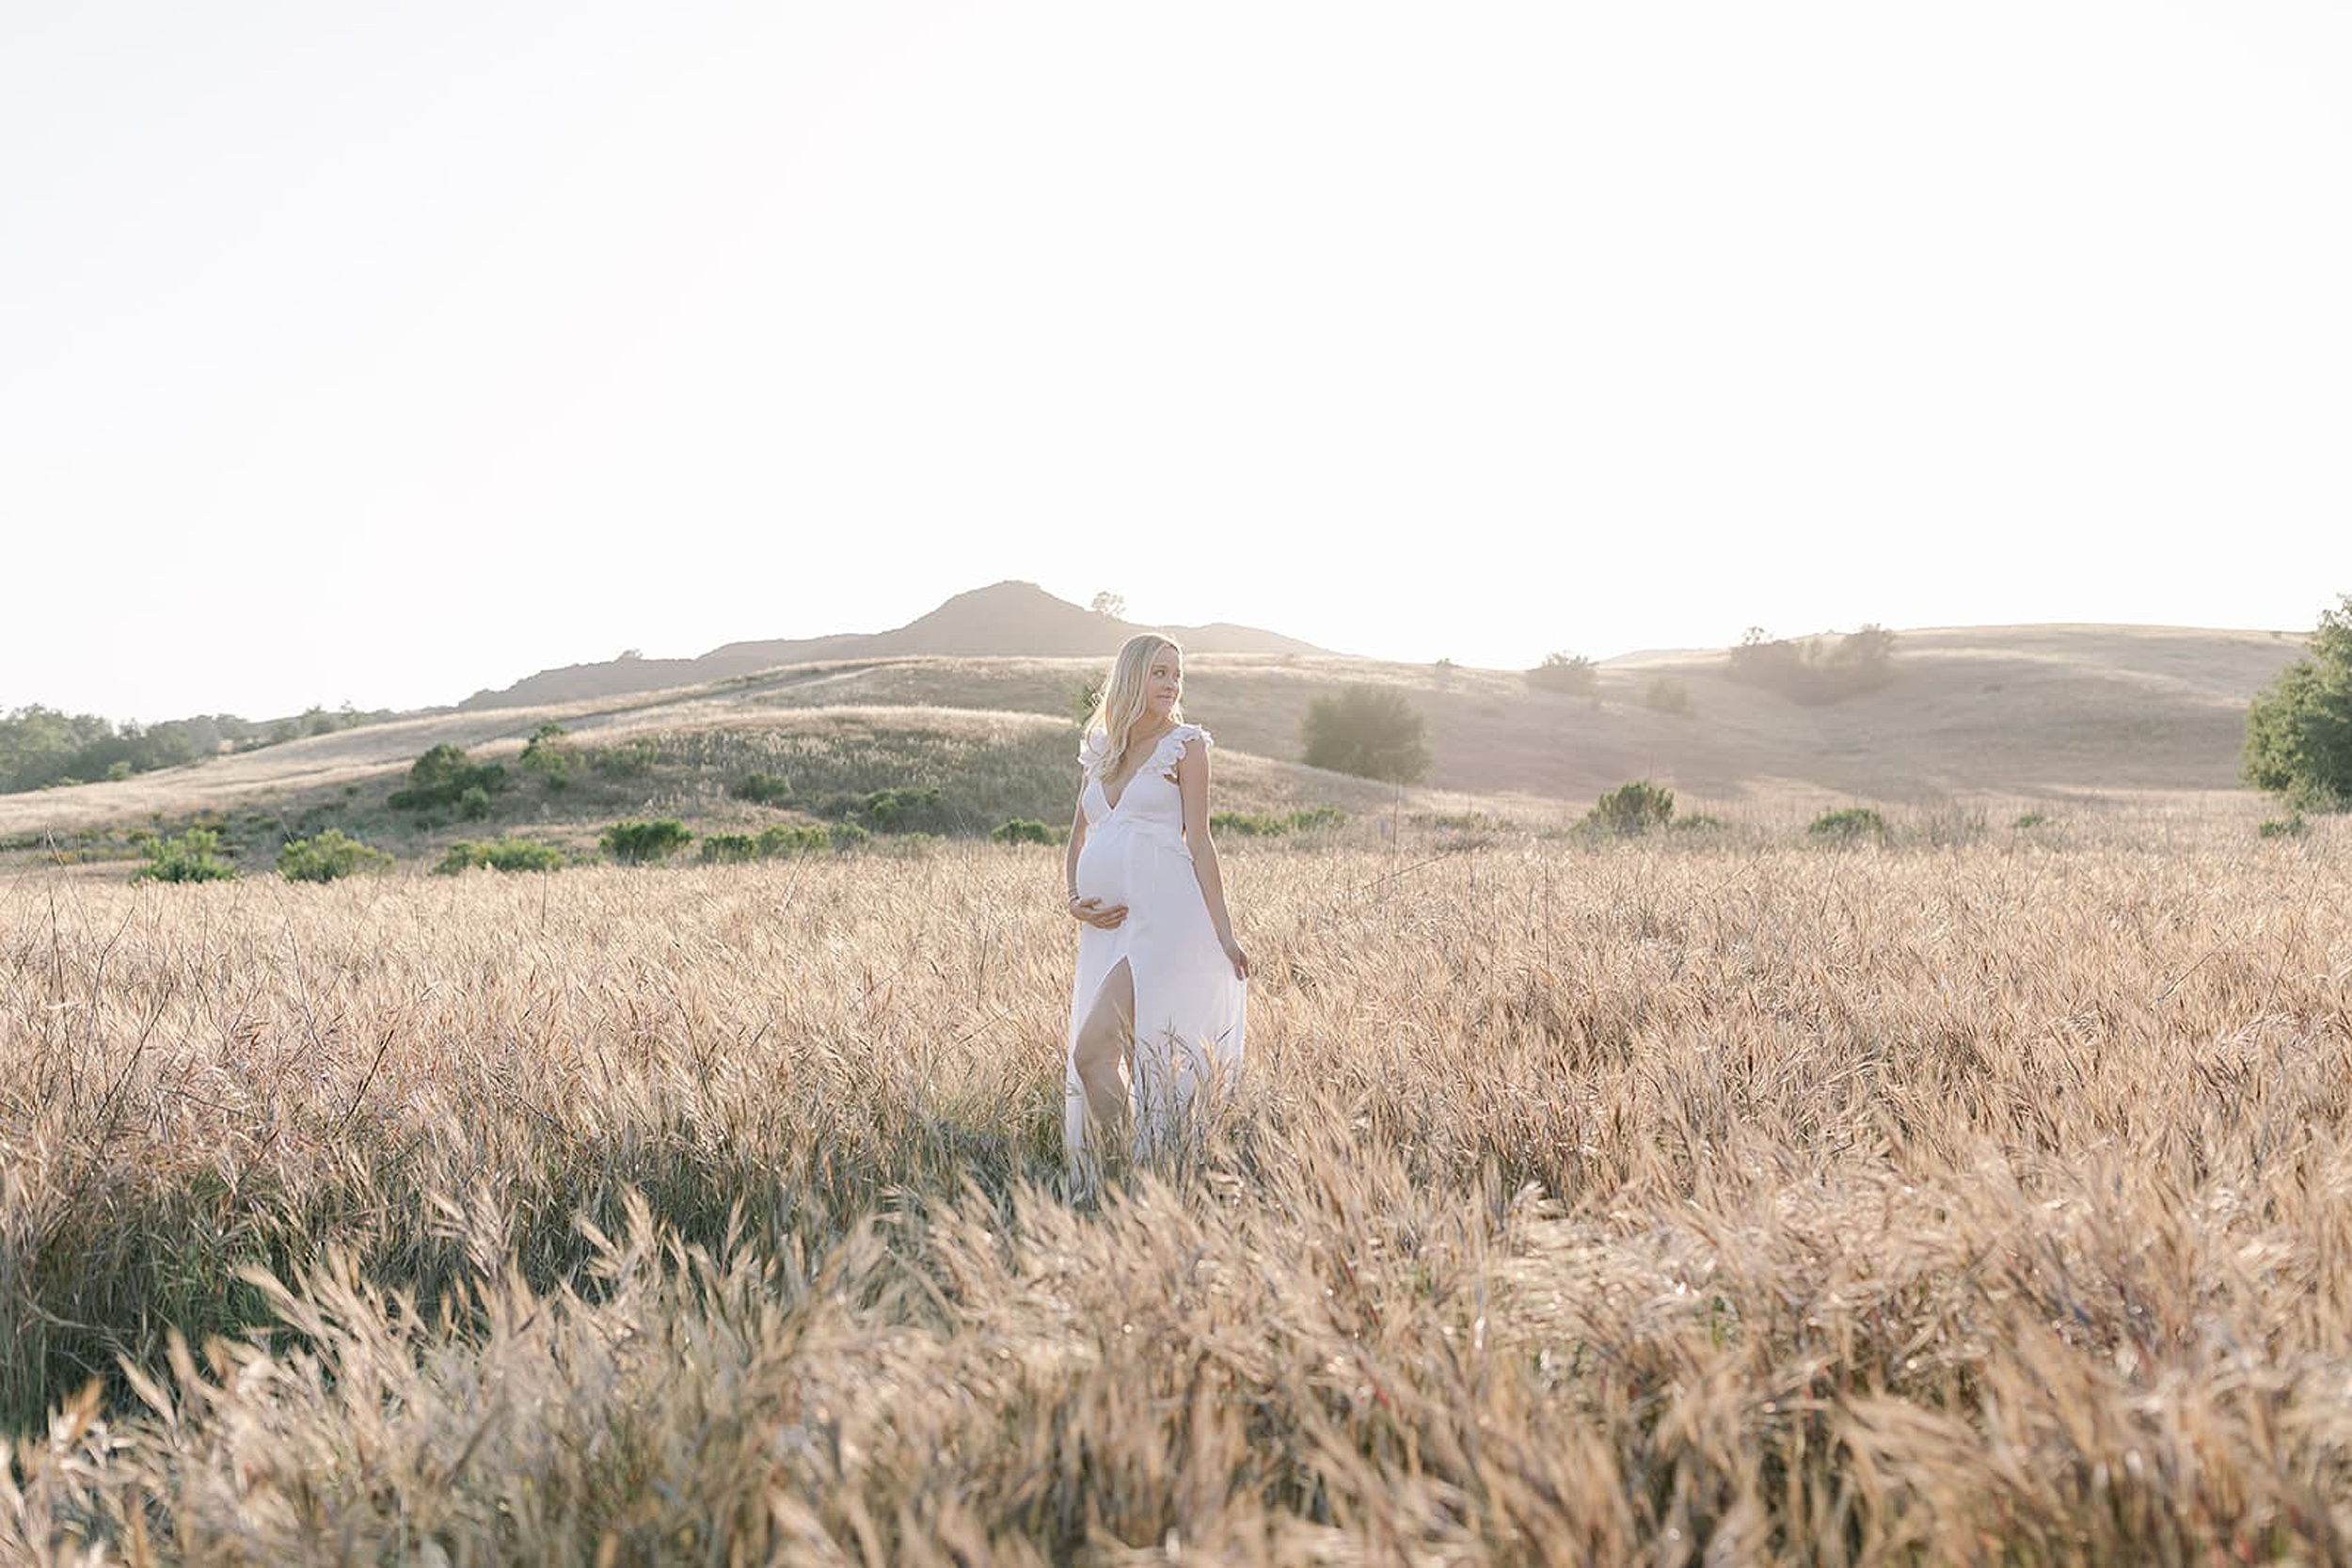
[2,812,2347,1561]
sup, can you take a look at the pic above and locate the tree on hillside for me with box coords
[1301,685,1431,784]
[1090,591,1126,619]
[1727,625,1897,705]
[2244,594,2352,809]
[1526,652,1598,697]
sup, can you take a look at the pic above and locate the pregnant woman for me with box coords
[1063,633,1249,1198]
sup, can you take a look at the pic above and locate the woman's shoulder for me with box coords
[1077,727,1112,775]
[1154,721,1213,770]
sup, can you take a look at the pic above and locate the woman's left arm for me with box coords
[1176,736,1249,979]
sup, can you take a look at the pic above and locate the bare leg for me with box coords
[1067,958,1135,1200]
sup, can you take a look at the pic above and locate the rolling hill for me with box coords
[456,580,1327,710]
[0,614,2305,873]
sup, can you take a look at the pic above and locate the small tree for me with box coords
[1581,780,1675,836]
[601,818,693,863]
[1809,806,1890,844]
[388,743,508,814]
[1090,591,1126,619]
[519,722,571,790]
[1300,685,1431,784]
[1070,674,1105,733]
[1644,677,1692,715]
[277,829,394,883]
[2244,595,2352,810]
[1526,652,1598,697]
[133,827,236,883]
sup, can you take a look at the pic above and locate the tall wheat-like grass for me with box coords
[2,814,2347,1563]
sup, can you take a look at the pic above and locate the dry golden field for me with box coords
[3,805,2349,1563]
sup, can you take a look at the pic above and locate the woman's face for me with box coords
[1143,648,1183,720]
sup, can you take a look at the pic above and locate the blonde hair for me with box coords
[1086,634,1184,781]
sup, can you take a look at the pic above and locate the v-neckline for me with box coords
[1097,724,1177,815]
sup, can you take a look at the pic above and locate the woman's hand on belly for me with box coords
[1069,896,1128,929]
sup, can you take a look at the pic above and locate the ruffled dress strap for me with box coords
[1078,727,1112,780]
[1147,722,1211,778]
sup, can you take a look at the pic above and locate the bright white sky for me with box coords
[5,2,2347,722]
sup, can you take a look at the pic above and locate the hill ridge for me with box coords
[460,581,1328,711]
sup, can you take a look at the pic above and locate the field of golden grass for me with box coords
[4,805,2347,1562]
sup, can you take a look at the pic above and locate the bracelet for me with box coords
[1066,889,1081,902]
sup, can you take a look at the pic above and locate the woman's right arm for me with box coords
[1063,796,1087,904]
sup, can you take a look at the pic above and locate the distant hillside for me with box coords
[459,581,1327,710]
[2,625,2306,864]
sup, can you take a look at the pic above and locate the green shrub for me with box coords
[436,837,566,874]
[2259,813,2310,840]
[1070,675,1105,732]
[698,833,763,863]
[277,830,394,883]
[519,722,571,790]
[1213,806,1348,837]
[1809,806,1890,844]
[131,827,236,883]
[991,818,1063,845]
[730,771,794,806]
[1581,780,1675,837]
[589,737,660,779]
[1669,813,1727,832]
[601,818,693,863]
[388,744,509,815]
[2244,595,2352,810]
[863,787,949,833]
[820,786,957,834]
[828,822,871,850]
[1729,626,1897,705]
[2011,812,2051,830]
[759,824,834,856]
[1526,652,1597,697]
[1644,677,1692,715]
[1301,685,1431,784]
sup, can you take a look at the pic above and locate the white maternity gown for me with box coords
[1065,721,1248,1161]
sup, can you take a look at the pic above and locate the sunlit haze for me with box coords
[5,2,2346,722]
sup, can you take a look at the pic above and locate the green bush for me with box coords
[1581,780,1675,837]
[864,787,949,832]
[437,837,566,874]
[1729,626,1897,705]
[698,833,762,863]
[730,772,794,806]
[519,722,571,790]
[388,744,509,815]
[1070,675,1105,732]
[692,822,864,861]
[828,822,871,850]
[2011,812,2051,830]
[277,830,394,883]
[821,786,957,834]
[1301,686,1431,784]
[1669,813,1727,832]
[2244,595,2352,810]
[991,818,1063,846]
[2259,813,2310,840]
[601,818,693,863]
[759,824,834,856]
[1809,806,1890,844]
[131,827,236,883]
[1213,806,1349,837]
[1644,677,1692,715]
[589,737,660,779]
[1526,653,1598,697]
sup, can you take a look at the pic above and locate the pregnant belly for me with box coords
[1073,833,1132,908]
